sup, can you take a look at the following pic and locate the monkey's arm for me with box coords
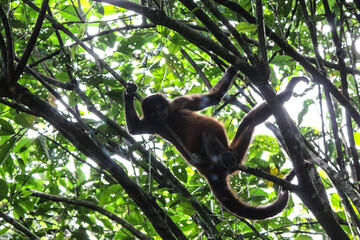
[124,83,157,135]
[173,65,238,111]
[207,65,238,103]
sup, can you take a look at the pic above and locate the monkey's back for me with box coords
[168,109,228,155]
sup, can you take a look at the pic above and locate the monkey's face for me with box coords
[142,93,170,121]
[150,103,169,121]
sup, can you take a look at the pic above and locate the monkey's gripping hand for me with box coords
[124,82,138,98]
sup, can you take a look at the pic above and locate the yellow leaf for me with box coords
[354,132,360,146]
[269,163,279,176]
[265,164,283,187]
[47,94,57,107]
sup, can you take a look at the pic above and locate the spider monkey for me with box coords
[124,66,307,220]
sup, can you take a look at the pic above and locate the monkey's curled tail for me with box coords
[206,173,289,220]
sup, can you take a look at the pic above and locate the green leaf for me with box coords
[14,114,36,128]
[11,19,27,29]
[271,55,293,66]
[294,235,313,240]
[39,26,55,41]
[98,185,123,205]
[99,32,116,48]
[278,0,293,17]
[0,137,16,166]
[76,168,86,181]
[55,72,70,82]
[94,3,105,15]
[170,33,189,47]
[330,193,341,210]
[0,119,15,136]
[118,35,146,54]
[106,89,124,102]
[0,179,8,201]
[16,158,26,173]
[100,218,114,230]
[34,136,50,162]
[235,22,257,33]
[13,202,26,218]
[173,165,188,182]
[74,227,90,240]
[56,231,65,240]
[157,25,171,38]
[69,91,82,107]
[298,99,313,125]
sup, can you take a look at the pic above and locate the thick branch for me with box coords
[214,0,360,129]
[256,81,350,240]
[322,0,360,181]
[7,83,186,240]
[0,98,37,115]
[0,30,7,67]
[305,56,360,75]
[255,0,268,67]
[312,155,360,214]
[0,5,14,80]
[178,0,241,57]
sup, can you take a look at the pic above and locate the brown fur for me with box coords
[124,66,307,220]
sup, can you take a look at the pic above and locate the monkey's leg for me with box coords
[202,131,226,161]
[229,125,255,164]
[202,131,238,171]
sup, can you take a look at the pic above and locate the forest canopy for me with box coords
[0,0,360,239]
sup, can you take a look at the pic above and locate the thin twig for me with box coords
[14,0,49,81]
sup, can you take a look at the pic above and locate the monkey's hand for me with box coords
[125,82,138,97]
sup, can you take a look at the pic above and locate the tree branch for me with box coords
[235,165,299,192]
[322,0,360,181]
[92,0,253,76]
[214,0,360,129]
[0,5,14,81]
[178,0,241,57]
[0,211,40,240]
[14,0,49,82]
[6,83,186,240]
[30,190,152,240]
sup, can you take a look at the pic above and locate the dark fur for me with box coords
[124,66,306,220]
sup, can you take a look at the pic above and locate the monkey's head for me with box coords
[142,93,170,121]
